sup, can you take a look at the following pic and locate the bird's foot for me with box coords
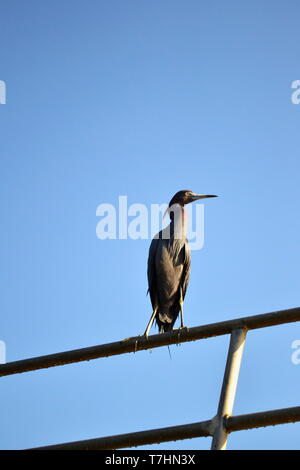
[176,326,188,346]
[121,335,143,353]
[134,335,142,353]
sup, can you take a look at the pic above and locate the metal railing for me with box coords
[1,307,300,450]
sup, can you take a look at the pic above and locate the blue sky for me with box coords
[0,0,300,450]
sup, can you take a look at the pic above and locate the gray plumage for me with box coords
[144,190,217,336]
[147,229,190,332]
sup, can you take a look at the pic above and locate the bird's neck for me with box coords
[170,204,187,240]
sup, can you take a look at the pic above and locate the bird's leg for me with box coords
[179,287,185,328]
[144,307,158,337]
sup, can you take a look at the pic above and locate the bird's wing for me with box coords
[147,236,159,308]
[181,241,191,300]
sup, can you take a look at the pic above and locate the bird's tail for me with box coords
[159,323,173,333]
[157,313,177,333]
[157,314,174,359]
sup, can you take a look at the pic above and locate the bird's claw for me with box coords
[176,325,188,345]
[133,335,144,353]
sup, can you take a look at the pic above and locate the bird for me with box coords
[144,190,217,336]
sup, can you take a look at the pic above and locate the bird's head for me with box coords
[168,190,218,207]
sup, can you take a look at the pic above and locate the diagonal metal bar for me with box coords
[0,307,299,377]
[29,419,214,450]
[28,406,300,450]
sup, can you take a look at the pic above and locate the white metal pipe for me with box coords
[211,328,247,450]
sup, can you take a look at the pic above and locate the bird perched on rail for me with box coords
[144,190,217,336]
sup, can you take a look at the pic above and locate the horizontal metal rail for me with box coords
[226,406,300,432]
[30,420,213,450]
[30,406,300,450]
[1,307,299,377]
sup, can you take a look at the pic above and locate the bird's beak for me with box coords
[189,193,218,201]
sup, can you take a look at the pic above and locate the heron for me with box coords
[144,190,217,336]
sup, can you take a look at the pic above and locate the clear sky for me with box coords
[0,0,300,450]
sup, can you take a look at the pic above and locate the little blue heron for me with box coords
[144,190,217,336]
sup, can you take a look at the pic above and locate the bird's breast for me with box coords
[155,238,186,299]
